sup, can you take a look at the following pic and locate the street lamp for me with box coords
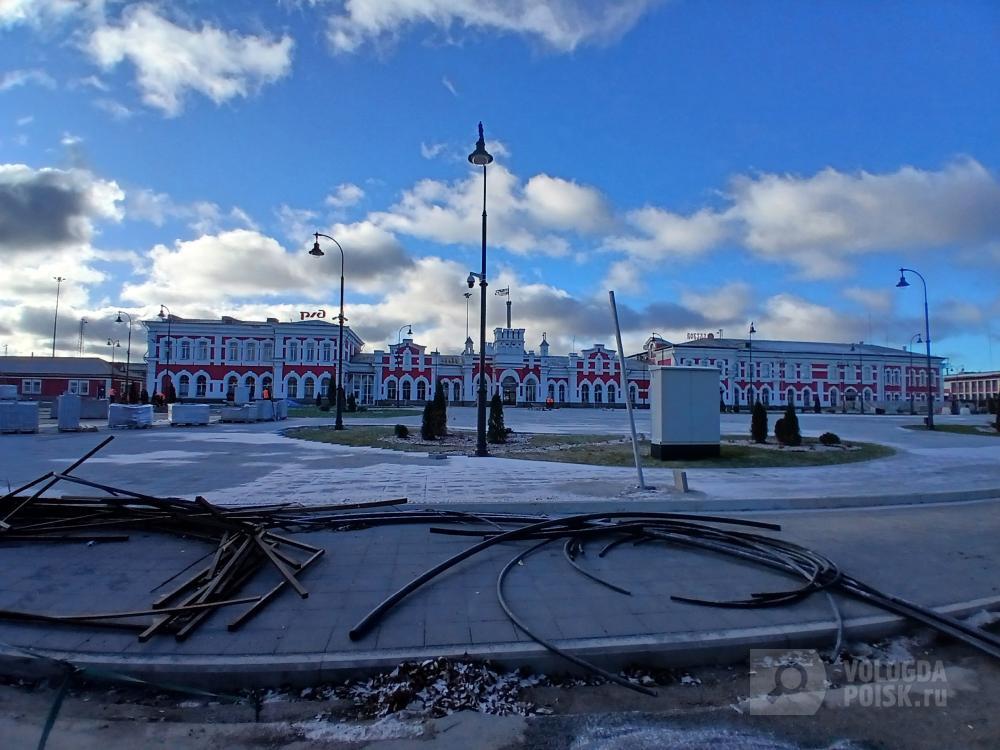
[51,276,65,357]
[896,268,935,430]
[747,321,756,406]
[906,333,922,415]
[115,311,133,403]
[310,233,347,430]
[107,338,120,399]
[397,324,413,346]
[468,122,493,457]
[158,305,173,403]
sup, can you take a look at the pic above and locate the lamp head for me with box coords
[916,334,922,343]
[115,312,123,324]
[406,325,412,336]
[468,122,494,166]
[467,273,477,289]
[749,321,756,335]
[896,269,910,288]
[309,235,324,257]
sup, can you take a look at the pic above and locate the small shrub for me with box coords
[819,432,841,446]
[346,394,358,412]
[732,400,740,414]
[487,394,507,444]
[394,423,409,439]
[813,397,821,414]
[319,403,331,412]
[750,400,768,443]
[775,403,801,446]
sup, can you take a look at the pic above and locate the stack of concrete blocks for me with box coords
[254,400,275,420]
[108,404,154,428]
[649,366,721,460]
[0,401,40,433]
[57,393,82,431]
[274,399,288,420]
[234,385,251,405]
[220,404,256,423]
[169,403,210,426]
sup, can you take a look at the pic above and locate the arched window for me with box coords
[594,382,604,403]
[558,383,567,402]
[607,383,616,403]
[548,383,555,399]
[829,388,839,406]
[417,381,427,401]
[402,381,412,401]
[180,341,191,360]
[580,383,590,403]
[261,376,272,397]
[386,380,397,401]
[226,375,238,397]
[452,382,461,402]
[245,342,257,361]
[196,375,208,398]
[802,387,812,408]
[246,375,256,400]
[525,380,537,402]
[787,387,795,405]
[178,374,190,397]
[319,376,330,398]
[629,384,638,404]
[304,377,315,400]
[287,376,298,399]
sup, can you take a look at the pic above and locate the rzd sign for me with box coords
[299,310,327,320]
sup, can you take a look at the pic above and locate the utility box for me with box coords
[649,366,721,460]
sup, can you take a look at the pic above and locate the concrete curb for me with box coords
[3,596,998,690]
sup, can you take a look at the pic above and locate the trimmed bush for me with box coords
[346,394,358,412]
[421,380,449,440]
[394,423,409,439]
[750,400,768,443]
[819,432,841,445]
[488,394,507,444]
[775,403,802,446]
[813,396,821,414]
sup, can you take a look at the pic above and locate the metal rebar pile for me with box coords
[1,437,998,697]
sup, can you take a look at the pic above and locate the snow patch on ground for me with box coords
[570,720,863,750]
[294,715,424,741]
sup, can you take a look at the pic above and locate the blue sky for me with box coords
[1,0,998,370]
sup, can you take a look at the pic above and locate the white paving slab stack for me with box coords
[56,393,82,431]
[0,401,39,433]
[169,403,210,426]
[108,404,153,428]
[649,366,721,460]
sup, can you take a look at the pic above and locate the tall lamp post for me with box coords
[310,233,346,430]
[468,122,493,457]
[107,338,120,399]
[896,268,935,430]
[52,276,65,357]
[906,333,922,415]
[158,305,173,402]
[463,292,472,342]
[747,321,756,406]
[115,312,133,403]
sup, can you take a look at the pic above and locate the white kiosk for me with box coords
[649,366,721,460]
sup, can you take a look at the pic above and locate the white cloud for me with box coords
[523,174,612,233]
[679,282,753,324]
[729,159,1000,265]
[606,206,730,259]
[0,0,83,28]
[420,141,447,160]
[441,76,458,97]
[0,69,56,91]
[371,163,618,256]
[602,259,644,294]
[122,223,412,308]
[86,4,294,116]
[606,159,1000,278]
[60,132,83,146]
[93,98,135,119]
[124,187,256,234]
[324,0,660,54]
[325,182,365,208]
[842,287,893,314]
[16,115,34,126]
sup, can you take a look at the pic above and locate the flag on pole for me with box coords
[495,287,510,296]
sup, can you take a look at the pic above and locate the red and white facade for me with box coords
[142,316,944,411]
[647,335,945,410]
